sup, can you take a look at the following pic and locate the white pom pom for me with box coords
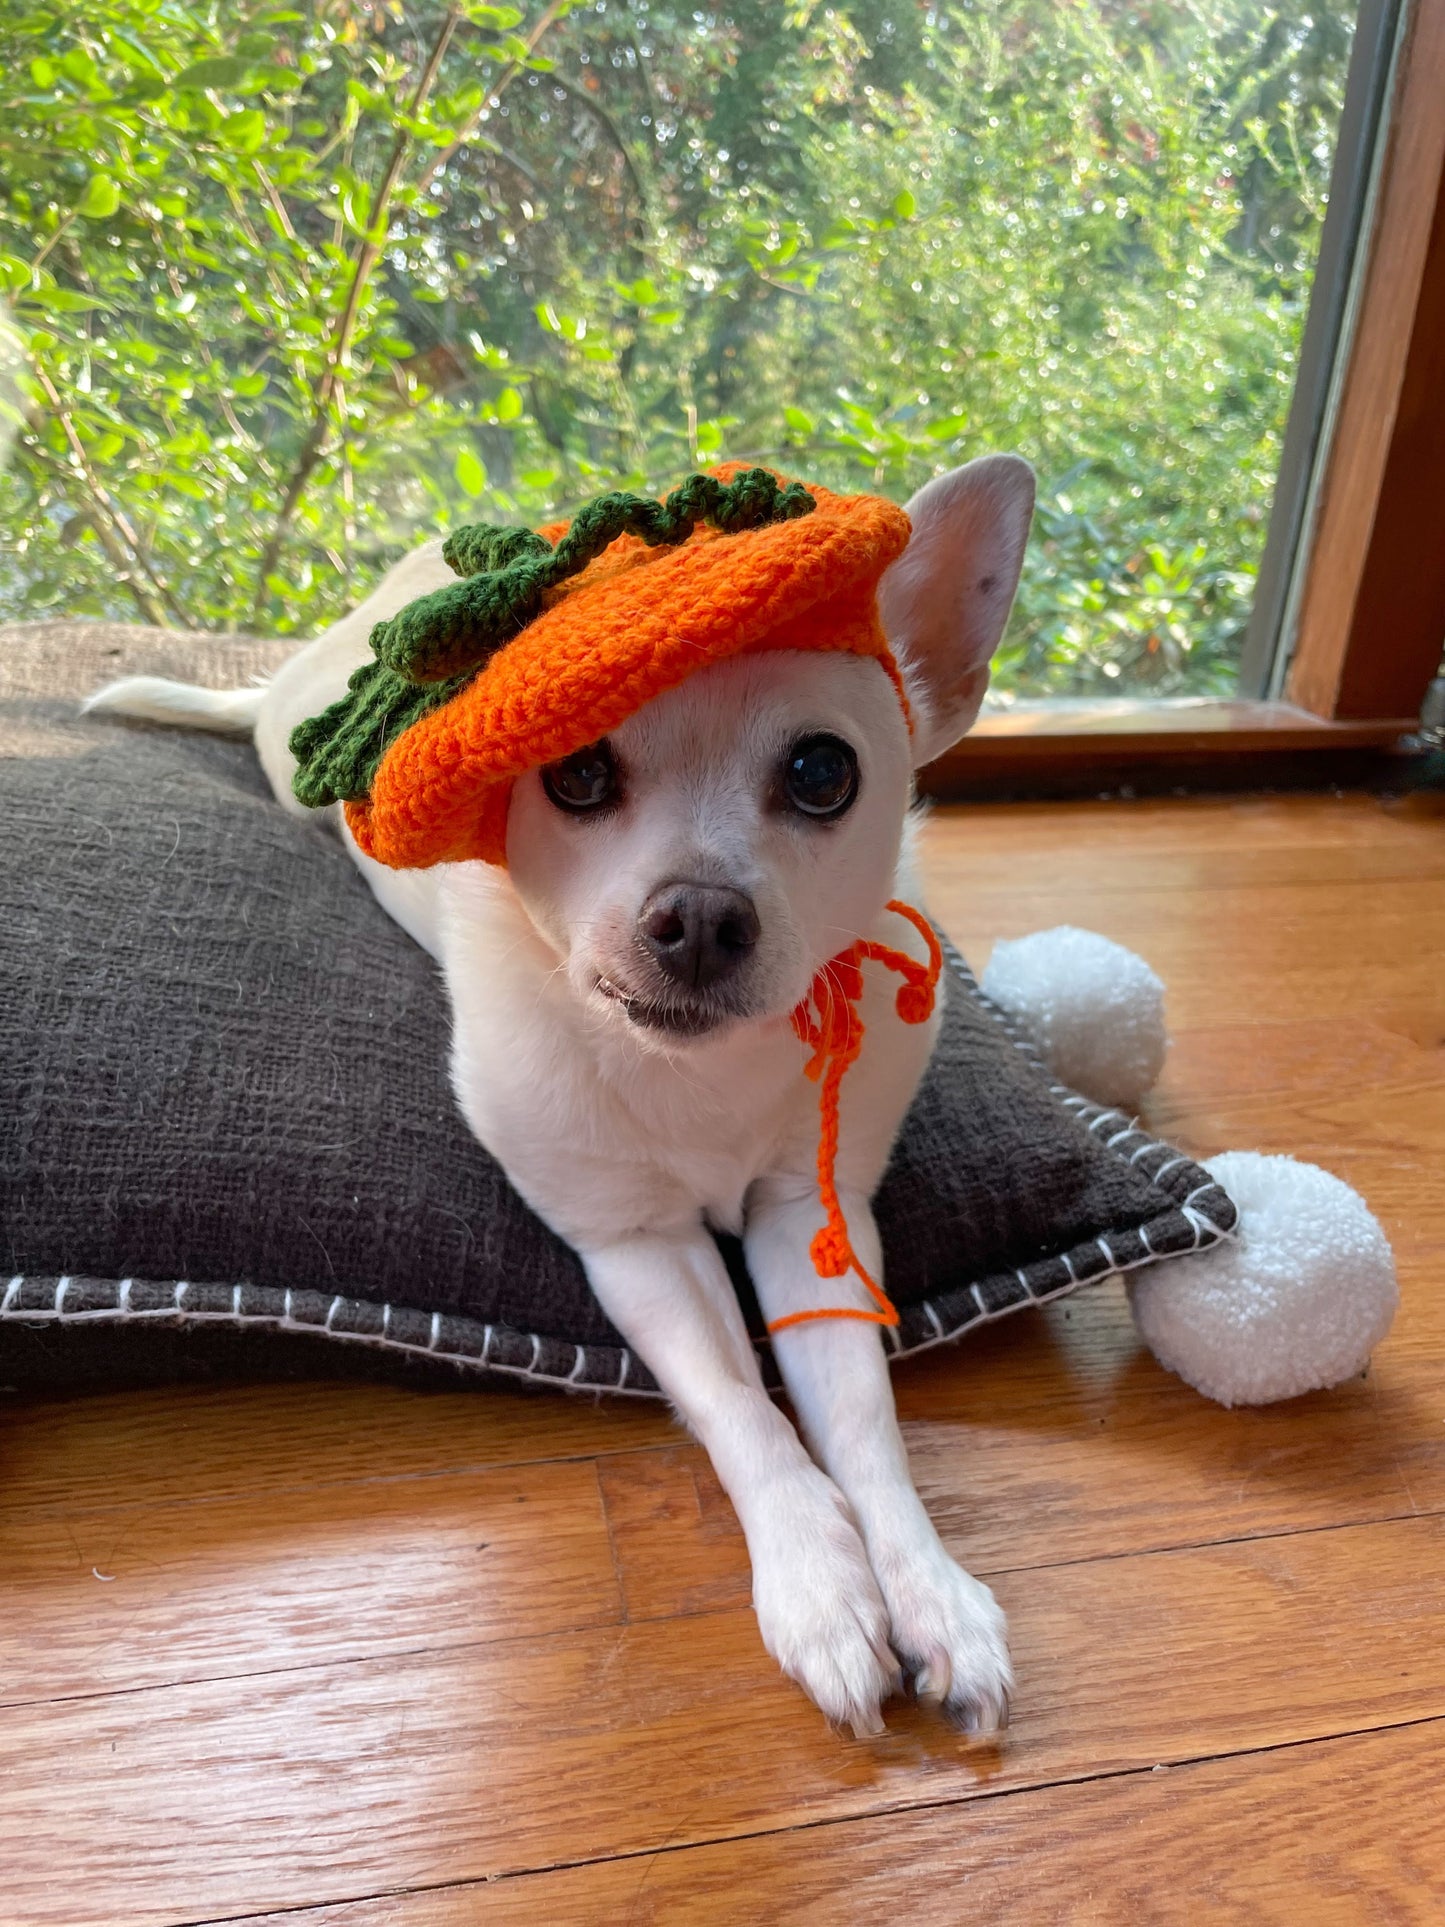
[981,925,1168,1108]
[1130,1151,1398,1406]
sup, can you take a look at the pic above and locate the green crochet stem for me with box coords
[289,468,816,811]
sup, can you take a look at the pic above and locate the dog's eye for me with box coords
[782,734,859,819]
[542,741,620,814]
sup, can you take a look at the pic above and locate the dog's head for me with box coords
[503,454,1034,1046]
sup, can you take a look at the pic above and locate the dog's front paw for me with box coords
[874,1537,1013,1736]
[749,1467,901,1738]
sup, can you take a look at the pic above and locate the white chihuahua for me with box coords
[89,454,1035,1738]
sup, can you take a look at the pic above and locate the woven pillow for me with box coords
[0,622,1235,1394]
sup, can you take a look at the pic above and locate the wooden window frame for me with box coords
[925,0,1445,798]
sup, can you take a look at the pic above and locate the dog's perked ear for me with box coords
[878,453,1036,768]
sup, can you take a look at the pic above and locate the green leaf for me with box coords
[59,48,100,87]
[172,55,252,92]
[494,386,524,422]
[222,108,267,153]
[339,178,372,232]
[113,335,161,365]
[892,188,917,220]
[29,57,56,86]
[77,175,122,220]
[20,287,109,312]
[783,405,815,436]
[232,373,268,398]
[245,64,303,94]
[455,447,487,497]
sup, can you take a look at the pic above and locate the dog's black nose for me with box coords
[637,882,760,990]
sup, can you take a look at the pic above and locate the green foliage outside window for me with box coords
[0,0,1352,696]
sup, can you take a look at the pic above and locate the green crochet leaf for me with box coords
[289,468,816,812]
[287,661,471,810]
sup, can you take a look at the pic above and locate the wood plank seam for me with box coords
[591,1504,1445,1631]
[191,1711,1445,1927]
[0,1424,684,1526]
[4,1495,1438,1723]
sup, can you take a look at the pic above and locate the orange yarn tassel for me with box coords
[767,899,943,1337]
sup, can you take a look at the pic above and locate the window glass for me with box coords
[1,1,1357,698]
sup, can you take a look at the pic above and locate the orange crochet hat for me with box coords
[290,464,912,869]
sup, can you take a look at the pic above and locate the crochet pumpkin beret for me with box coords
[289,463,913,869]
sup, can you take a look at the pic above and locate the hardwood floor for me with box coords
[2,789,1441,1926]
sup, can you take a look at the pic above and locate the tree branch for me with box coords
[250,5,466,619]
[29,362,191,626]
[26,438,170,627]
[542,70,649,215]
[27,210,77,283]
[147,220,272,470]
[252,160,299,242]
[251,2,575,621]
[416,1,572,200]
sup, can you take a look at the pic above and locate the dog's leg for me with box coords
[581,1230,902,1734]
[745,1178,1013,1734]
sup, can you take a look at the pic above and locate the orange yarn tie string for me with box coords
[767,899,943,1337]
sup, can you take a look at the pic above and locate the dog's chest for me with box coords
[447,975,811,1245]
[604,1038,803,1236]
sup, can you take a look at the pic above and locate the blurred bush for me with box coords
[0,0,1351,694]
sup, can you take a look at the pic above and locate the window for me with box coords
[3,1,1442,763]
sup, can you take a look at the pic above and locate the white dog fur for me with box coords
[88,454,1036,1737]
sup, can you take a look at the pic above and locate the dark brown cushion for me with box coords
[0,622,1235,1395]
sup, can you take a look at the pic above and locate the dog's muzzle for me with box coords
[591,882,762,1038]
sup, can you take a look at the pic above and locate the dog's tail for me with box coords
[83,676,266,738]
